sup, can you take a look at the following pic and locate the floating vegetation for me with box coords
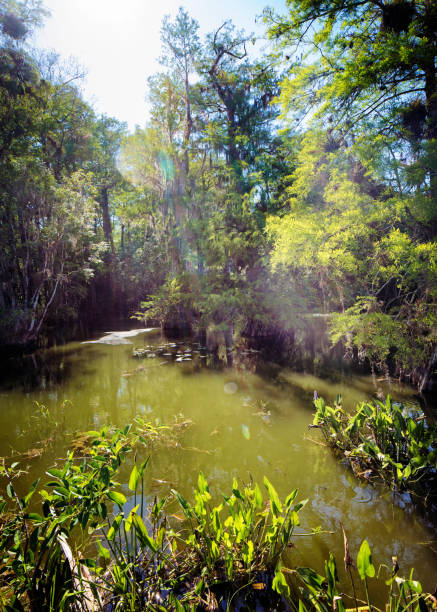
[251,399,273,424]
[134,412,194,450]
[311,395,437,513]
[133,341,205,365]
[70,429,106,456]
[8,402,60,462]
[132,347,153,358]
[17,437,54,461]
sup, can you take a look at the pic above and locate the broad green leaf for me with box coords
[107,490,127,507]
[97,541,110,561]
[357,540,375,580]
[129,465,139,491]
[263,476,282,514]
[197,471,209,495]
[172,489,192,517]
[125,504,139,532]
[107,514,123,540]
[24,479,40,506]
[46,469,63,478]
[285,488,298,507]
[253,483,263,508]
[138,456,150,476]
[272,568,290,598]
[232,477,243,500]
[132,513,158,552]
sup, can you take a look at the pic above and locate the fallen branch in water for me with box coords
[57,533,99,612]
[303,434,329,447]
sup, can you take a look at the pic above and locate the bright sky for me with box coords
[33,0,285,131]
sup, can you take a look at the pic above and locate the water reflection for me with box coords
[0,327,436,599]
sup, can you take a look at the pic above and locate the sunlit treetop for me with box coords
[264,0,437,141]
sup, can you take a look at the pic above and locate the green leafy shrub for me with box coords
[133,274,194,329]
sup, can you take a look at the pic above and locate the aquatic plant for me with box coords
[0,426,134,611]
[311,395,437,509]
[1,421,435,611]
[288,534,433,612]
[164,473,306,607]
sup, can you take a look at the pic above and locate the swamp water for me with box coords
[1,327,436,603]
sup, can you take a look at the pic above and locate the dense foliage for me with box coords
[1,4,436,608]
[264,0,437,389]
[0,0,436,390]
[1,424,434,610]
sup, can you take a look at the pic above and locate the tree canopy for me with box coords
[0,0,435,390]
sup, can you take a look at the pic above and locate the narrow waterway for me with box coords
[1,328,436,602]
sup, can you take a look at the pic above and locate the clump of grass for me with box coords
[134,412,194,450]
[311,395,437,509]
[70,413,193,457]
[288,531,434,612]
[164,473,306,608]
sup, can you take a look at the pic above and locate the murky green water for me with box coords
[1,328,436,601]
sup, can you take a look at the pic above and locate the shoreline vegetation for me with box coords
[311,395,437,519]
[1,405,436,611]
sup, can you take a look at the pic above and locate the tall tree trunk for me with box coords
[419,346,437,393]
[423,0,437,235]
[99,186,116,318]
[100,186,115,258]
[183,71,192,178]
[120,223,125,258]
